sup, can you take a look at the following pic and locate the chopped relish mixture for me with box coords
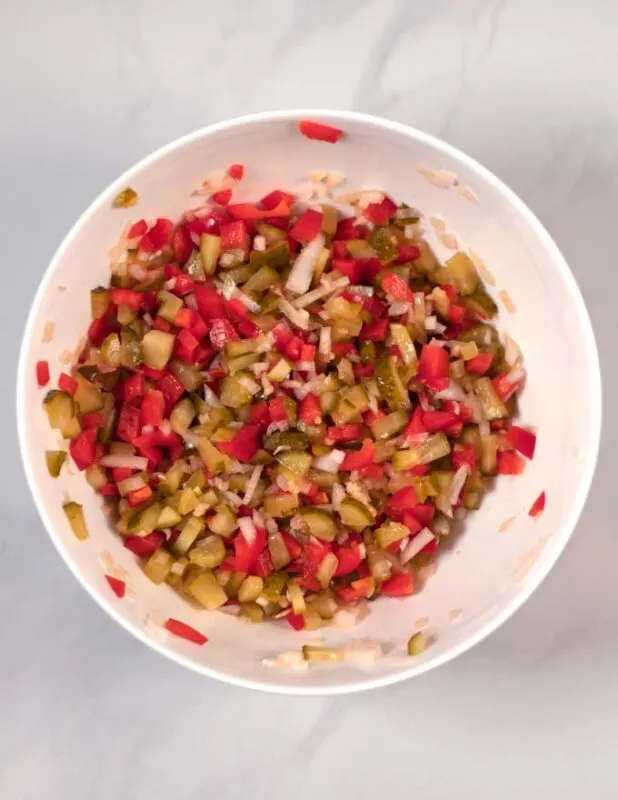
[41,164,536,632]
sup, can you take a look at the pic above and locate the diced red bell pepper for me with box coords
[152,317,172,333]
[260,189,296,210]
[492,372,522,402]
[421,410,459,433]
[140,217,173,253]
[124,531,165,558]
[408,503,435,527]
[87,316,117,346]
[325,424,363,444]
[330,341,356,358]
[380,571,414,597]
[176,328,200,357]
[360,462,384,481]
[157,372,185,414]
[336,577,374,603]
[217,425,261,462]
[105,575,126,598]
[364,196,397,225]
[529,491,546,519]
[251,547,274,579]
[340,439,376,471]
[360,318,389,342]
[331,257,364,284]
[248,401,270,428]
[69,428,98,470]
[164,618,208,645]
[227,201,290,221]
[466,352,493,375]
[282,335,303,362]
[447,304,467,325]
[36,360,50,387]
[300,343,316,362]
[353,363,375,379]
[401,510,422,535]
[403,407,427,439]
[333,542,363,576]
[220,220,249,251]
[285,613,305,631]
[209,317,238,350]
[452,443,477,473]
[289,209,323,242]
[387,486,419,517]
[227,163,244,181]
[497,450,526,475]
[110,288,142,312]
[396,243,421,264]
[211,188,232,205]
[194,286,227,320]
[126,485,153,507]
[112,467,133,483]
[268,395,292,423]
[298,119,344,143]
[172,225,193,265]
[237,317,261,339]
[331,241,348,258]
[132,435,164,470]
[122,373,144,402]
[81,411,104,429]
[281,532,303,561]
[116,402,141,443]
[335,218,362,240]
[232,526,267,573]
[128,219,147,239]
[140,389,165,427]
[418,344,450,392]
[299,393,322,426]
[58,372,77,396]
[506,425,537,459]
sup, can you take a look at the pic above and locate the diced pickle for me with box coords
[297,508,337,541]
[375,522,409,549]
[339,499,375,531]
[475,377,508,420]
[369,226,397,263]
[249,243,290,271]
[127,502,162,535]
[390,324,418,370]
[392,433,451,471]
[238,576,264,603]
[263,430,308,453]
[195,436,233,475]
[219,373,254,408]
[141,330,174,370]
[170,360,202,392]
[90,288,109,319]
[262,493,299,518]
[243,265,279,294]
[63,501,88,541]
[120,327,142,369]
[240,603,265,623]
[45,450,67,478]
[44,391,81,439]
[173,517,205,556]
[370,409,408,439]
[189,535,226,568]
[207,504,237,537]
[143,549,173,584]
[302,645,343,662]
[200,234,221,275]
[407,632,426,656]
[74,375,104,414]
[276,450,312,476]
[445,251,479,295]
[376,355,411,409]
[156,505,182,530]
[170,398,196,434]
[157,291,183,323]
[188,572,228,609]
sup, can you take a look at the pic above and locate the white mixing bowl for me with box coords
[17,110,601,694]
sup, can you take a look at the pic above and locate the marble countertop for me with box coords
[2,0,617,797]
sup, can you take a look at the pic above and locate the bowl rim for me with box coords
[17,109,602,695]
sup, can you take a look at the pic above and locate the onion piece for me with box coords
[331,483,345,511]
[285,234,325,294]
[313,449,345,474]
[242,465,263,505]
[99,454,148,470]
[388,300,411,317]
[278,295,310,330]
[238,375,261,394]
[401,528,436,563]
[448,465,470,507]
[292,275,349,309]
[319,326,332,360]
[204,385,222,407]
[238,516,257,545]
[117,475,147,495]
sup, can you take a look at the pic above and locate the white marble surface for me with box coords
[2,0,617,796]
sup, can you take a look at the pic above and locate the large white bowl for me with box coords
[17,110,601,694]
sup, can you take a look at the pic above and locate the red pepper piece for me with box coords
[69,428,98,470]
[172,225,193,264]
[418,344,450,391]
[336,577,374,603]
[379,571,414,597]
[140,389,165,427]
[340,439,376,471]
[408,503,435,527]
[396,243,421,263]
[452,443,477,473]
[360,318,389,342]
[289,209,323,242]
[402,510,422,535]
[164,618,208,645]
[122,373,144,403]
[421,410,459,433]
[387,486,419,517]
[505,425,537,459]
[268,395,290,423]
[124,531,165,558]
[116,402,141,443]
[81,411,104,429]
[260,189,296,210]
[128,219,147,238]
[466,352,493,375]
[285,613,305,631]
[194,286,228,320]
[248,401,270,428]
[364,196,397,225]
[325,424,363,444]
[529,491,546,519]
[226,201,290,221]
[126,485,153,507]
[36,360,50,387]
[58,372,78,396]
[497,450,526,475]
[228,163,244,181]
[333,542,363,577]
[209,317,238,350]
[299,393,322,426]
[110,288,142,312]
[211,188,232,205]
[331,257,363,284]
[298,119,344,143]
[220,220,249,251]
[105,575,126,598]
[217,425,261,462]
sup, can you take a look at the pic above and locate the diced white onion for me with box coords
[238,376,261,394]
[319,326,332,360]
[278,295,310,330]
[292,275,350,309]
[285,234,325,294]
[331,483,345,511]
[99,454,148,470]
[129,263,149,281]
[253,235,266,252]
[238,516,257,545]
[117,475,147,494]
[401,528,435,563]
[343,640,384,665]
[242,465,263,505]
[234,288,261,312]
[389,301,412,317]
[184,292,198,310]
[313,449,346,473]
[204,385,222,407]
[448,465,470,506]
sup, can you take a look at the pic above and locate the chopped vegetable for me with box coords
[40,174,531,633]
[407,632,425,656]
[298,120,344,143]
[529,491,546,518]
[114,187,139,208]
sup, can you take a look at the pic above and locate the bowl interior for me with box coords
[18,111,601,693]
